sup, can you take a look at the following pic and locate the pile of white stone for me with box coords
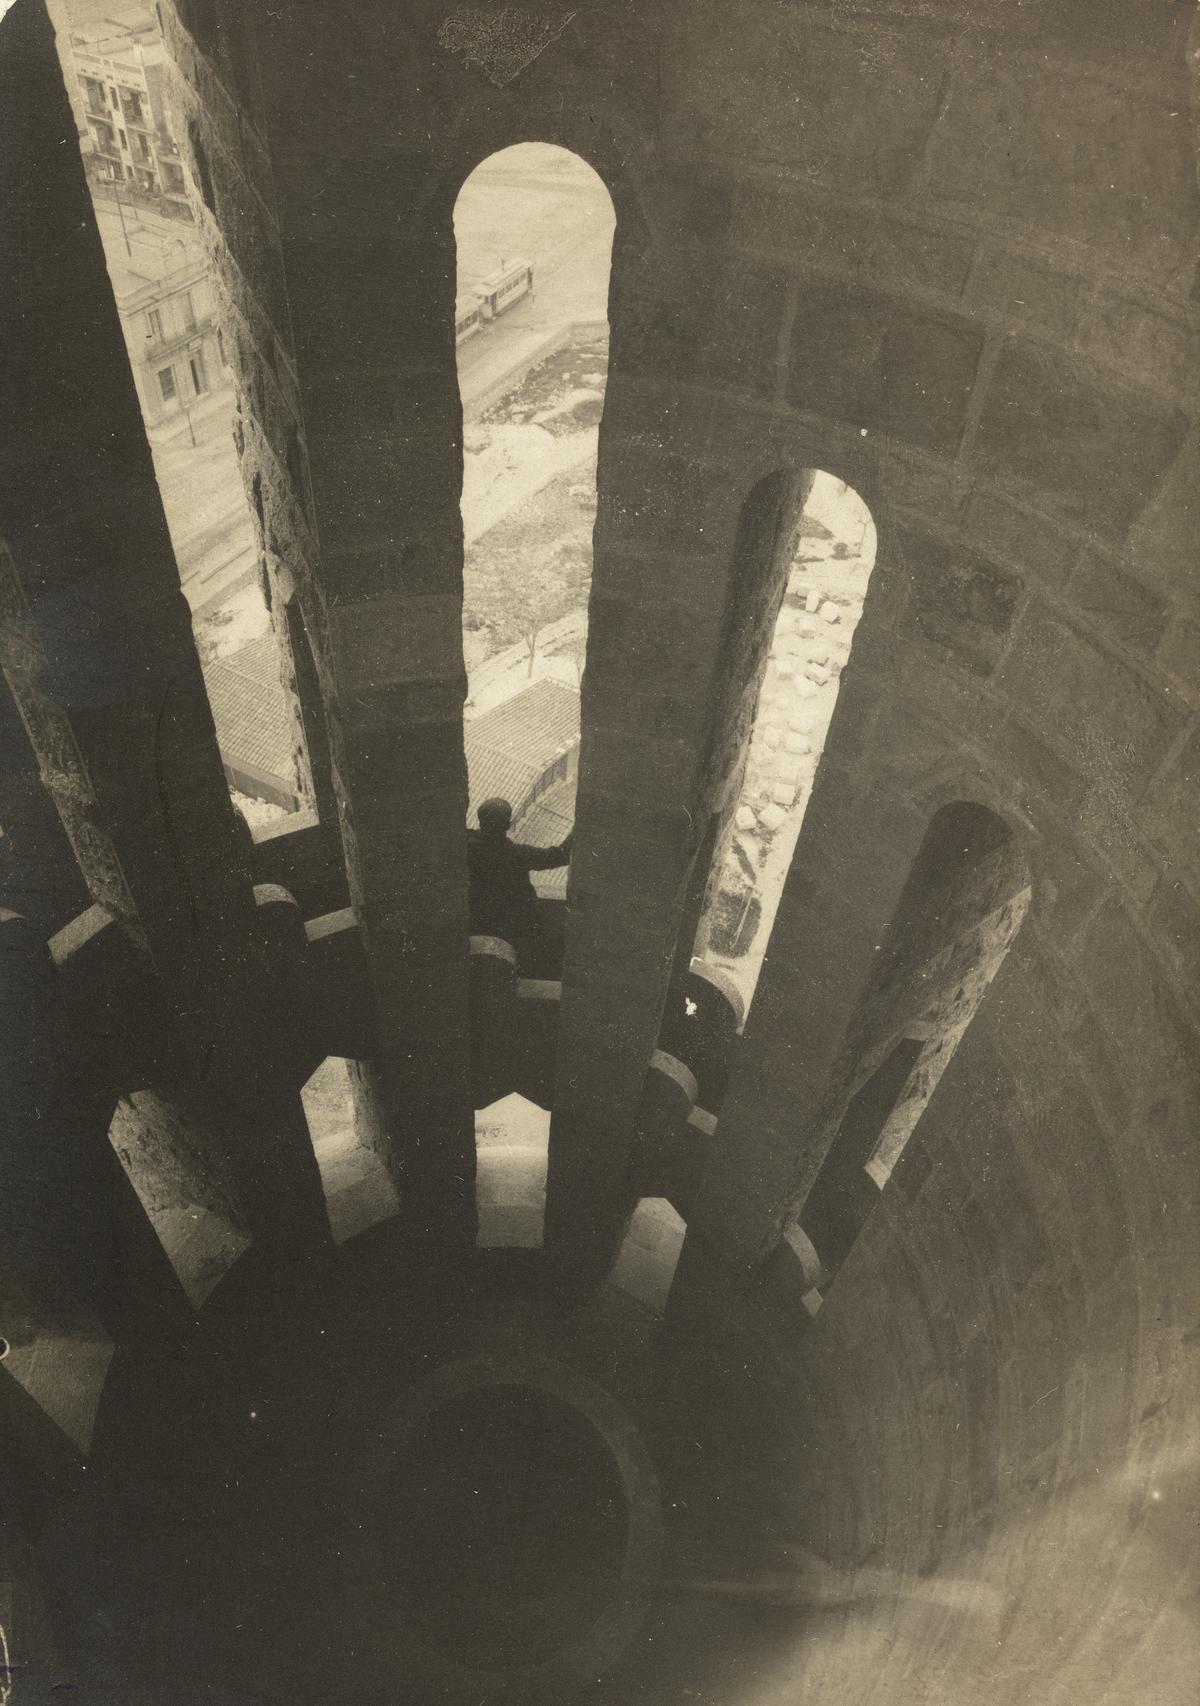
[735,562,869,841]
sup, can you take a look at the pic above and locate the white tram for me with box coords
[476,258,534,321]
[455,259,535,345]
[455,294,485,345]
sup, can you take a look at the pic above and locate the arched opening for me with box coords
[797,801,1031,1291]
[300,1057,400,1245]
[455,143,614,972]
[0,1273,113,1453]
[46,0,312,839]
[689,473,877,1023]
[475,1091,550,1249]
[107,1092,249,1308]
[612,1198,687,1317]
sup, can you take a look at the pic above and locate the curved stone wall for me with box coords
[1,2,1195,1700]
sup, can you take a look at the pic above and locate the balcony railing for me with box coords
[144,313,213,354]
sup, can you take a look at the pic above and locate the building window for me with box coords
[180,290,197,332]
[119,129,127,150]
[158,366,177,402]
[189,352,207,396]
[110,85,118,104]
[146,308,163,341]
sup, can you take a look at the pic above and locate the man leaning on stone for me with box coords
[467,796,574,971]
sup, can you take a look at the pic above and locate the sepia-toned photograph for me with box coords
[1,1,1197,1701]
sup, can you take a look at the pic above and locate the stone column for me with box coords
[668,731,929,1331]
[0,4,252,969]
[1,911,193,1346]
[543,389,809,1293]
[264,161,477,1246]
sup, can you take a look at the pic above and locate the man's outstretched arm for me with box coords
[512,829,573,870]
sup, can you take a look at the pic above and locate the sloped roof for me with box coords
[466,749,543,821]
[517,774,578,899]
[201,635,294,783]
[465,679,580,827]
[469,679,579,760]
[201,640,580,821]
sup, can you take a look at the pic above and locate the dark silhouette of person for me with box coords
[467,796,573,967]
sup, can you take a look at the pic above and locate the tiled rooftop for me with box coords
[200,634,294,783]
[200,640,581,827]
[517,774,578,898]
[465,678,580,827]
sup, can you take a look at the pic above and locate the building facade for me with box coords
[102,220,224,434]
[69,22,190,218]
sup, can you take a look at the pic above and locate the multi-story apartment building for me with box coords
[70,21,190,219]
[100,210,226,435]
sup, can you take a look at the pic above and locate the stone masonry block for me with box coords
[965,245,1088,343]
[1137,723,1200,885]
[997,602,1179,800]
[614,258,787,396]
[331,594,463,691]
[788,283,984,455]
[960,489,1079,586]
[1077,294,1199,401]
[900,530,1022,677]
[733,185,874,275]
[1069,554,1168,656]
[665,13,952,198]
[973,342,1188,532]
[580,725,702,812]
[925,55,1199,290]
[865,218,978,302]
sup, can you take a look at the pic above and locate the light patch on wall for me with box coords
[612,1199,686,1315]
[439,6,577,86]
[302,1057,399,1244]
[695,474,877,1016]
[475,1091,550,1247]
[865,886,1032,1188]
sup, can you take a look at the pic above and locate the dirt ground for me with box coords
[463,335,608,660]
[479,334,609,432]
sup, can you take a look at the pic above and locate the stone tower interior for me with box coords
[1,1,1198,1701]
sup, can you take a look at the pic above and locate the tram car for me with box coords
[476,257,534,321]
[455,293,486,345]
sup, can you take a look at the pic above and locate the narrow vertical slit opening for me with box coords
[454,142,614,976]
[300,1057,400,1246]
[693,473,877,1019]
[799,801,1031,1288]
[47,0,312,837]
